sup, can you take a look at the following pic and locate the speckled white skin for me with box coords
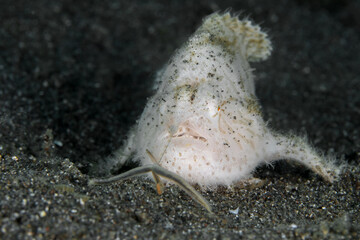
[112,13,340,187]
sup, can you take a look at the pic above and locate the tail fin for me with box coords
[199,12,272,62]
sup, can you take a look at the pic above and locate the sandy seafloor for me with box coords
[0,0,359,239]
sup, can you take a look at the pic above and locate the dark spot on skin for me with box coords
[207,72,215,78]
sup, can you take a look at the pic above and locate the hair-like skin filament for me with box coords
[89,150,213,213]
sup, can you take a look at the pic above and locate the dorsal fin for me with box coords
[198,12,272,62]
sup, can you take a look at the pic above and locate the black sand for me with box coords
[1,0,359,239]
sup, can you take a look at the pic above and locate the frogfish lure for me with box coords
[89,12,341,213]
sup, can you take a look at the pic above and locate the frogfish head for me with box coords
[135,83,263,186]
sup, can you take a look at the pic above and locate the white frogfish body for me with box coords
[113,13,340,187]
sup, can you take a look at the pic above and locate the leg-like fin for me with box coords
[146,149,164,194]
[265,133,342,182]
[151,171,164,195]
[150,165,212,213]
